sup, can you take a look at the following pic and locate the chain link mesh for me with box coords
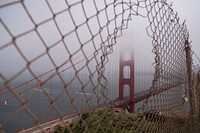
[0,0,199,132]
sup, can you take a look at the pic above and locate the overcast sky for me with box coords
[168,0,200,65]
[0,0,200,81]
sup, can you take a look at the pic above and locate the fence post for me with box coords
[197,71,200,131]
[185,40,198,132]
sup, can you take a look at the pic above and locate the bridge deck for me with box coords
[113,84,180,108]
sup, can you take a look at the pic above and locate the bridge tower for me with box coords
[119,48,134,113]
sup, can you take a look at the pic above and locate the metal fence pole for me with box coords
[185,40,198,132]
[196,71,200,131]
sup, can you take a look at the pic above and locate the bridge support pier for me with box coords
[119,48,134,113]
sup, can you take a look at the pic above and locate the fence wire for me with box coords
[0,0,199,132]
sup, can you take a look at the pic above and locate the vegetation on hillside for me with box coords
[53,107,191,133]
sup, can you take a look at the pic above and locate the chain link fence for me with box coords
[0,0,199,132]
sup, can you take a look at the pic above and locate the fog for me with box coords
[0,0,199,82]
[168,0,200,65]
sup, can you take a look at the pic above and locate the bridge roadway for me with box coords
[113,84,181,108]
[20,84,180,132]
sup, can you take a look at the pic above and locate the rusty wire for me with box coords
[0,0,198,132]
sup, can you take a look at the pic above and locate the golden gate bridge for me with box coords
[1,0,199,132]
